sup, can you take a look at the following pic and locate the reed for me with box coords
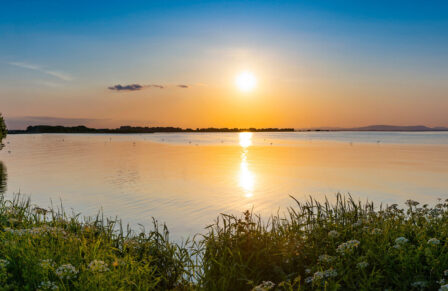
[0,193,447,290]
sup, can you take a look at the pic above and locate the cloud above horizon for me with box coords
[108,83,190,91]
[108,84,144,91]
[8,62,73,81]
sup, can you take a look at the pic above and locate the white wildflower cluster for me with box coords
[428,238,441,246]
[308,269,338,284]
[430,208,444,217]
[357,261,369,269]
[38,281,59,290]
[328,230,340,238]
[393,237,409,249]
[88,260,109,273]
[411,281,428,288]
[312,271,324,281]
[40,259,56,269]
[439,284,448,291]
[406,200,420,207]
[336,240,360,255]
[318,254,335,264]
[395,237,409,244]
[55,264,78,280]
[252,281,275,291]
[0,259,9,268]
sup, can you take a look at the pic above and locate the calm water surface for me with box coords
[1,132,448,239]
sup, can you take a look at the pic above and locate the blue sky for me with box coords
[1,1,448,128]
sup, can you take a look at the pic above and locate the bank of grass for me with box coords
[0,194,447,290]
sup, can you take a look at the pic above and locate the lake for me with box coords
[1,132,448,239]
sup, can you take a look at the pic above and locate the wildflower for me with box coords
[428,238,440,246]
[305,276,313,284]
[395,237,409,245]
[55,264,78,280]
[38,281,59,290]
[312,271,325,281]
[88,260,109,272]
[318,254,335,264]
[406,200,419,207]
[112,260,119,267]
[40,259,56,269]
[324,269,338,278]
[0,259,9,268]
[372,228,382,235]
[336,240,360,255]
[357,261,369,269]
[411,281,428,288]
[328,230,340,238]
[439,284,448,291]
[252,281,275,291]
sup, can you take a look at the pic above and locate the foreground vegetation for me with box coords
[0,194,447,290]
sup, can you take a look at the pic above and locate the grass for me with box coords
[0,193,447,290]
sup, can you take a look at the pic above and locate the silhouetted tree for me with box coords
[0,113,6,150]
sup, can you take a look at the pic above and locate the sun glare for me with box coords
[239,132,253,148]
[235,71,257,92]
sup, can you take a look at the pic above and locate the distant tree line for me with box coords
[8,125,295,134]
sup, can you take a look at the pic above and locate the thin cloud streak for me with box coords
[108,83,190,91]
[9,61,73,81]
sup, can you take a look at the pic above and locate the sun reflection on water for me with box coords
[238,132,255,198]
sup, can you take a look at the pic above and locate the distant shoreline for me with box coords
[7,125,295,134]
[7,124,448,134]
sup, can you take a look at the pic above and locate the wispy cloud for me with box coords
[9,61,73,81]
[33,79,63,88]
[108,83,190,92]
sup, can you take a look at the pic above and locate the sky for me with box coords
[1,0,448,129]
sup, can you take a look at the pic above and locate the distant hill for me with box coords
[346,125,448,131]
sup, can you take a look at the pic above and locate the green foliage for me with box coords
[198,195,448,291]
[0,193,447,290]
[0,194,193,290]
[0,113,6,149]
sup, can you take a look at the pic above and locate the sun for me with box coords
[235,71,257,92]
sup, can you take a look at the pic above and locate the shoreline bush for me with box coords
[0,193,447,290]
